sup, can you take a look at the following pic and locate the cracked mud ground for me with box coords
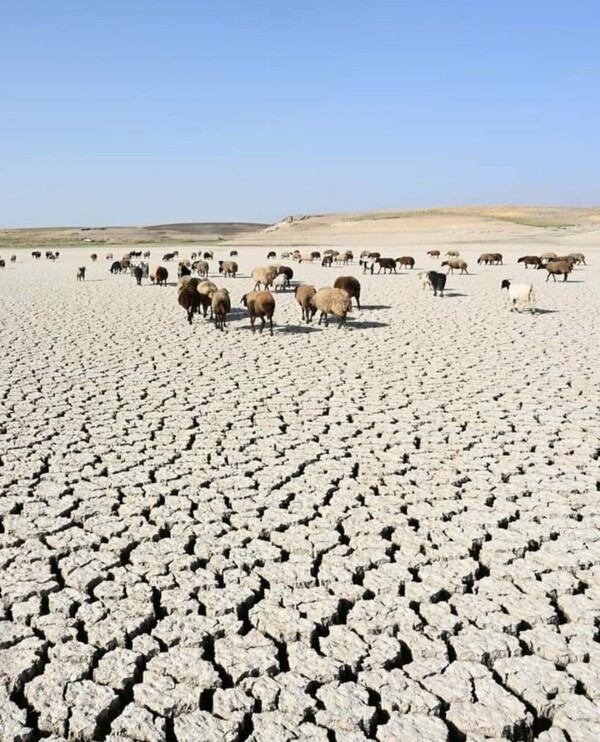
[0,247,599,741]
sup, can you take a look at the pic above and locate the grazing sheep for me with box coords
[241,291,275,335]
[178,264,191,278]
[150,266,169,286]
[322,255,333,267]
[445,250,460,257]
[203,251,214,260]
[335,251,352,265]
[90,253,98,262]
[491,253,503,265]
[109,261,122,274]
[120,258,131,272]
[376,257,397,274]
[295,284,317,323]
[292,250,301,261]
[10,255,16,263]
[567,252,586,265]
[539,260,573,282]
[324,249,335,256]
[267,251,277,259]
[312,288,352,328]
[518,255,542,268]
[178,286,202,324]
[359,257,376,275]
[251,266,278,291]
[396,256,415,270]
[441,259,469,275]
[477,253,494,265]
[105,253,113,260]
[0,260,5,268]
[540,252,557,263]
[501,280,536,312]
[31,251,41,259]
[143,250,151,259]
[278,266,293,283]
[212,289,231,331]
[333,276,361,308]
[298,253,315,263]
[76,267,86,281]
[311,251,321,261]
[190,252,197,260]
[133,265,144,285]
[427,250,440,258]
[218,260,238,277]
[427,271,447,297]
[230,250,238,257]
[162,253,175,262]
[280,251,291,259]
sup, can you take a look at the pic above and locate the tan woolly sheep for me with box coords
[212,289,231,331]
[294,284,316,323]
[312,288,352,328]
[251,266,278,290]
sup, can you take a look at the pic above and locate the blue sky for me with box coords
[1,0,598,226]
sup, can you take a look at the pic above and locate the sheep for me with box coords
[567,252,586,265]
[396,256,415,270]
[292,250,301,261]
[418,272,433,291]
[177,276,200,293]
[445,250,460,257]
[324,249,335,256]
[491,253,503,265]
[376,257,397,274]
[278,265,293,283]
[90,253,98,262]
[150,266,169,286]
[251,266,278,291]
[31,251,41,259]
[272,273,289,292]
[218,260,238,277]
[441,259,469,275]
[162,253,175,261]
[76,266,86,281]
[0,260,5,268]
[178,264,191,279]
[540,251,557,263]
[197,280,218,318]
[10,255,16,263]
[427,271,447,297]
[106,253,113,260]
[120,258,131,272]
[501,280,536,312]
[178,285,202,324]
[203,251,214,260]
[133,265,144,285]
[477,253,494,265]
[295,284,317,323]
[298,253,315,263]
[311,251,321,261]
[109,261,122,274]
[194,260,209,278]
[518,255,542,269]
[230,250,238,257]
[359,257,376,275]
[539,260,573,282]
[267,251,277,259]
[143,250,151,259]
[212,289,231,331]
[312,288,352,328]
[427,250,440,258]
[322,255,333,267]
[554,255,576,264]
[335,251,352,265]
[190,252,197,260]
[280,251,291,259]
[333,276,361,308]
[241,291,275,335]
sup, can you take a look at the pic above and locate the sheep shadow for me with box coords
[531,308,559,314]
[345,320,389,329]
[279,325,321,334]
[442,292,468,298]
[360,304,392,310]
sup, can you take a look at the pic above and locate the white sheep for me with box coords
[272,273,289,292]
[418,272,433,291]
[501,280,536,312]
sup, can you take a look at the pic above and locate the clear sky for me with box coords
[1,0,598,226]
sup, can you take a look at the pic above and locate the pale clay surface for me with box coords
[0,236,598,741]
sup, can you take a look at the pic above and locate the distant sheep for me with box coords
[90,253,98,262]
[427,250,440,258]
[333,276,361,308]
[441,259,469,275]
[312,288,352,328]
[540,252,557,263]
[150,266,169,286]
[567,252,586,265]
[194,260,209,278]
[177,276,200,293]
[539,260,573,282]
[218,260,238,277]
[0,260,5,268]
[230,250,238,257]
[272,273,289,291]
[322,255,333,267]
[212,289,231,331]
[133,265,143,285]
[203,251,214,260]
[10,255,16,263]
[278,266,293,283]
[376,258,397,274]
[518,256,542,269]
[295,285,317,323]
[76,267,86,281]
[501,280,536,312]
[197,280,218,318]
[109,261,122,274]
[241,291,275,335]
[396,256,415,270]
[267,251,277,259]
[445,250,460,257]
[359,257,376,275]
[251,266,278,291]
[427,271,446,297]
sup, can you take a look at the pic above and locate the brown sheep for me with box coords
[218,260,238,277]
[396,256,415,269]
[90,253,98,262]
[10,255,16,263]
[212,289,231,331]
[153,266,168,286]
[76,267,86,281]
[333,276,361,308]
[178,286,202,324]
[567,252,586,265]
[517,255,542,268]
[241,291,275,335]
[295,285,317,323]
[477,253,494,265]
[441,259,469,275]
[538,260,573,282]
[427,250,440,258]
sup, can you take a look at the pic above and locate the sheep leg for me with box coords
[250,316,256,333]
[259,317,265,333]
[269,316,273,335]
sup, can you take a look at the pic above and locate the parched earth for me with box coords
[0,247,599,741]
